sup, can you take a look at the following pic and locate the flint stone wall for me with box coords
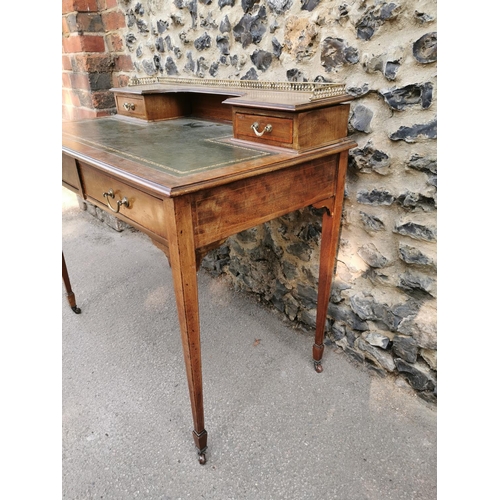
[114,0,437,402]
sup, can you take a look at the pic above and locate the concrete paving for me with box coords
[62,188,437,500]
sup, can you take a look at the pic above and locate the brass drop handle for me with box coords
[251,122,273,137]
[123,102,135,111]
[103,189,129,213]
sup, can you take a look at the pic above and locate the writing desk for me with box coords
[62,77,357,464]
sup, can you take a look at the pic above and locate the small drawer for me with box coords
[234,112,293,146]
[79,162,167,239]
[115,94,147,119]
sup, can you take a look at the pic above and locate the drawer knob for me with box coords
[123,102,136,111]
[251,122,273,137]
[103,189,129,214]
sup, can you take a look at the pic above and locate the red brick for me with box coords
[102,10,125,31]
[62,55,73,71]
[63,34,105,53]
[106,32,123,52]
[62,88,81,107]
[71,53,114,73]
[62,16,71,35]
[61,72,72,89]
[115,54,133,72]
[69,72,92,91]
[112,74,130,88]
[62,0,99,13]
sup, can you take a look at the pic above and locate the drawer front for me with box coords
[234,112,293,145]
[79,162,167,239]
[115,94,146,119]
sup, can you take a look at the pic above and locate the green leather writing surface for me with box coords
[63,117,272,176]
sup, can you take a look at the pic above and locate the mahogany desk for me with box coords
[62,77,357,464]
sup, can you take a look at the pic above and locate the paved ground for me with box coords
[62,188,437,500]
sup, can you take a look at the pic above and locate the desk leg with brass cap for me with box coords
[164,195,208,464]
[62,252,81,314]
[314,150,349,372]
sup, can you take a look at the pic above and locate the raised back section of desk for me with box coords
[110,77,354,153]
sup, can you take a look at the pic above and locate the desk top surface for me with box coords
[63,117,274,177]
[63,116,356,197]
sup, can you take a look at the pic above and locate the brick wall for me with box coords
[62,0,131,121]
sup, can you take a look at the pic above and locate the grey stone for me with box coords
[216,35,230,55]
[142,59,157,75]
[125,33,137,50]
[355,2,401,41]
[398,271,436,298]
[357,338,396,371]
[421,349,437,370]
[349,293,401,332]
[406,154,436,174]
[218,0,235,8]
[415,10,434,23]
[286,69,307,82]
[174,0,198,28]
[233,7,267,48]
[194,32,211,50]
[251,50,273,71]
[380,83,434,111]
[286,242,311,261]
[358,243,389,268]
[126,11,136,28]
[337,338,365,363]
[156,19,169,33]
[200,12,218,29]
[236,227,257,243]
[360,211,386,232]
[320,37,359,71]
[413,32,437,63]
[357,189,394,206]
[155,37,165,52]
[134,3,144,16]
[209,62,219,77]
[398,244,435,268]
[394,358,436,391]
[347,84,371,97]
[272,37,282,58]
[301,0,320,11]
[397,303,437,349]
[365,331,390,349]
[296,283,317,308]
[394,221,436,242]
[242,0,259,13]
[268,0,293,14]
[328,303,369,331]
[389,119,437,143]
[219,15,231,33]
[195,57,209,77]
[282,261,297,280]
[241,67,258,80]
[136,18,149,33]
[392,335,418,363]
[350,104,373,133]
[350,141,391,174]
[396,191,436,212]
[384,60,400,80]
[184,51,195,72]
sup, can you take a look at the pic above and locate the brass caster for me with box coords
[198,453,207,465]
[314,362,323,373]
[71,305,82,314]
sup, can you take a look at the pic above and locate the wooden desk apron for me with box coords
[62,79,356,465]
